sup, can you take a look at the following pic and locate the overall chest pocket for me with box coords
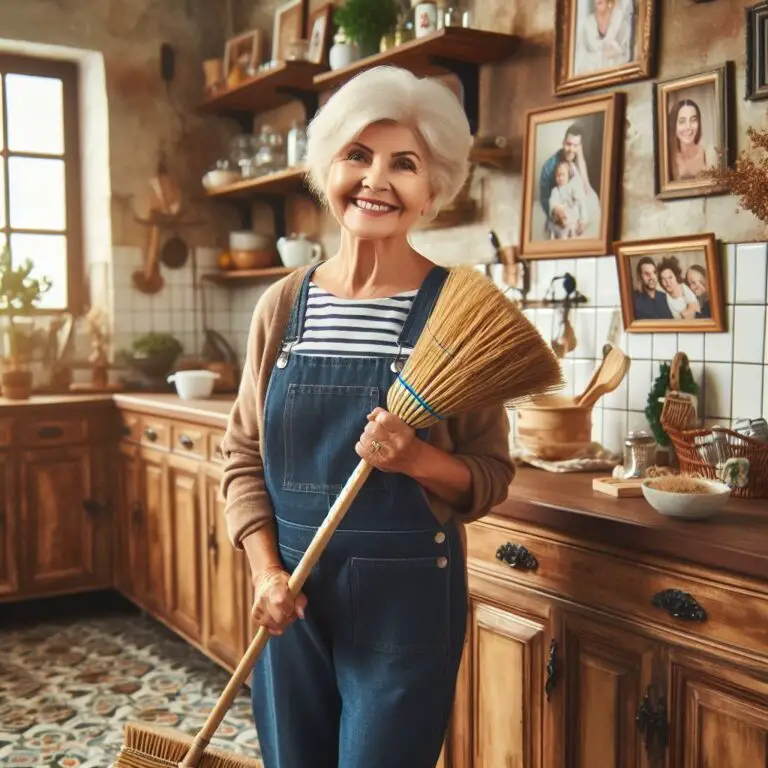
[283,383,388,497]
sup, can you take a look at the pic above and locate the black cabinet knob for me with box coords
[144,428,158,442]
[179,435,194,450]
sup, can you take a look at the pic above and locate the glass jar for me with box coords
[287,120,308,167]
[254,126,286,175]
[229,134,258,178]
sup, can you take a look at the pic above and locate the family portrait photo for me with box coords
[615,233,725,333]
[520,93,623,259]
[653,63,733,199]
[554,0,657,95]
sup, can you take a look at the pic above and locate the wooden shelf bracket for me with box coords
[428,56,480,135]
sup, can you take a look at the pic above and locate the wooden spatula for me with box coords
[577,345,631,409]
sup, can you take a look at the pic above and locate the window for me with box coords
[0,53,83,313]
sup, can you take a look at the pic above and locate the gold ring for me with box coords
[369,439,382,454]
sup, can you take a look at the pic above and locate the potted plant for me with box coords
[0,244,51,399]
[118,332,183,386]
[331,0,399,66]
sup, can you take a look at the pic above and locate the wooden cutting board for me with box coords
[592,476,645,497]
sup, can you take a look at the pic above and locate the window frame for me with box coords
[0,53,84,315]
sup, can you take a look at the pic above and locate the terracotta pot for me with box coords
[2,369,33,400]
[515,395,593,461]
[230,248,276,270]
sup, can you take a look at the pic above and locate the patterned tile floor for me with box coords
[0,597,260,767]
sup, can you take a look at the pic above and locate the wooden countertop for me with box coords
[495,467,768,582]
[0,394,114,412]
[112,393,235,425]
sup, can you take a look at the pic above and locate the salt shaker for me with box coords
[622,431,657,478]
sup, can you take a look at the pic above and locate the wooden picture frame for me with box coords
[615,233,725,334]
[746,0,768,100]
[307,3,334,65]
[653,63,734,200]
[223,29,264,78]
[554,0,658,96]
[520,92,624,260]
[272,0,306,62]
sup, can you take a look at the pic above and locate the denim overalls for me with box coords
[251,264,467,768]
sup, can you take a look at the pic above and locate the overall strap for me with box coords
[396,265,449,348]
[282,262,321,344]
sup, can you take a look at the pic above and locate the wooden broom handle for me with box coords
[179,459,375,767]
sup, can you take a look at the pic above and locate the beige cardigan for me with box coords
[220,266,515,549]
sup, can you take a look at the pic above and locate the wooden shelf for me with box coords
[313,28,519,91]
[204,167,308,200]
[198,61,325,120]
[202,266,295,284]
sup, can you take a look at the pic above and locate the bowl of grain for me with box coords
[641,475,731,520]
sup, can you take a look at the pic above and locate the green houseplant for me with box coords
[333,0,399,58]
[0,243,52,399]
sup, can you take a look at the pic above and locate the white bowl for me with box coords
[167,369,220,400]
[641,477,731,520]
[203,169,241,189]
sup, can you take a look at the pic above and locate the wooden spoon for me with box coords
[576,345,631,409]
[132,223,164,294]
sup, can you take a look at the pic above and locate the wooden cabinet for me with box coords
[115,441,142,600]
[0,451,17,597]
[140,447,168,616]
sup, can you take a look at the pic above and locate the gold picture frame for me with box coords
[554,0,658,96]
[307,3,334,65]
[272,0,306,62]
[615,233,725,334]
[223,29,264,79]
[520,92,624,260]
[653,63,734,200]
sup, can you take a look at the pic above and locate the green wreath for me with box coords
[644,360,699,446]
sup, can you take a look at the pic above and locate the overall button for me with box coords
[434,531,446,544]
[436,557,448,569]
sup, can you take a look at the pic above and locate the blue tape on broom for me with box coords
[396,374,443,421]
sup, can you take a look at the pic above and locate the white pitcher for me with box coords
[277,234,322,268]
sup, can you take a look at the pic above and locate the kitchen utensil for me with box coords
[576,346,630,409]
[641,476,730,520]
[160,234,189,269]
[167,369,220,400]
[551,300,577,358]
[515,394,593,461]
[132,224,164,294]
[622,430,657,478]
[277,233,322,268]
[592,476,644,497]
[489,230,503,262]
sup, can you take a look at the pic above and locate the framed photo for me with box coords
[554,0,658,96]
[653,63,734,200]
[746,1,768,100]
[307,3,334,65]
[223,29,264,78]
[272,0,306,62]
[520,92,624,260]
[615,233,725,333]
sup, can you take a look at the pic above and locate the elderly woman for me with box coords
[220,65,515,768]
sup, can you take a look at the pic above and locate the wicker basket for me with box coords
[660,354,768,498]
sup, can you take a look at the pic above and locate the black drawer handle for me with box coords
[120,425,131,437]
[179,435,194,450]
[495,542,538,572]
[131,502,142,524]
[82,499,102,516]
[38,425,64,439]
[144,428,158,442]
[651,589,707,622]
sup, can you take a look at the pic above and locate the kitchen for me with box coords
[1,0,768,766]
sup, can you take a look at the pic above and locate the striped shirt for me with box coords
[292,282,418,357]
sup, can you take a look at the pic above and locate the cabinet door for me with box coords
[20,445,99,592]
[561,612,657,768]
[115,441,143,600]
[462,590,555,768]
[668,648,768,768]
[201,467,246,669]
[140,448,167,616]
[165,453,203,641]
[0,452,17,597]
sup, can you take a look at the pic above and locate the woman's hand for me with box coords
[251,565,307,636]
[355,407,422,474]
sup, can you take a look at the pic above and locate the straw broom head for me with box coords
[115,722,263,767]
[388,267,564,428]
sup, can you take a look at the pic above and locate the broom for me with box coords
[115,267,563,768]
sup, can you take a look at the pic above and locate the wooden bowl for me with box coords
[230,248,276,270]
[515,395,593,461]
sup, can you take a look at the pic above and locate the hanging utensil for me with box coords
[576,345,631,409]
[551,298,577,358]
[160,232,189,269]
[132,223,164,294]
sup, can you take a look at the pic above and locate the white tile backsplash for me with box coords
[724,243,737,304]
[704,362,733,419]
[575,258,598,304]
[595,258,621,306]
[628,358,653,411]
[675,332,705,362]
[731,364,763,421]
[573,308,597,358]
[733,305,766,364]
[704,305,735,362]
[735,243,768,304]
[652,333,679,361]
[627,333,653,359]
[602,409,627,453]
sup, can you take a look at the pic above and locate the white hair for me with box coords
[305,66,472,215]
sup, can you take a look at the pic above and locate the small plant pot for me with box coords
[2,369,33,400]
[329,41,360,70]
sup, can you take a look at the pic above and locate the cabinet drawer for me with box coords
[139,417,170,450]
[467,518,768,660]
[118,412,141,442]
[0,420,12,447]
[19,418,88,447]
[208,431,226,465]
[171,422,207,460]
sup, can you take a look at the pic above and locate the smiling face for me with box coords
[562,132,581,163]
[555,162,570,187]
[639,262,657,292]
[659,267,681,296]
[686,268,707,297]
[676,105,700,147]
[325,121,434,241]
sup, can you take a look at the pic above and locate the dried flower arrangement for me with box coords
[702,126,768,224]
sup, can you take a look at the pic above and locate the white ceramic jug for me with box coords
[277,234,322,268]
